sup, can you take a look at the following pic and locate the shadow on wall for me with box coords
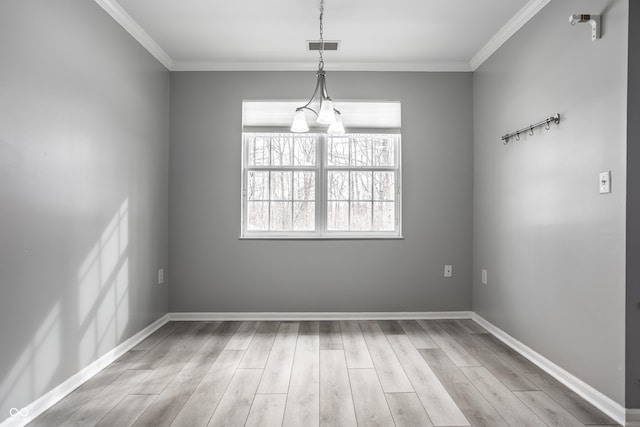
[0,199,131,420]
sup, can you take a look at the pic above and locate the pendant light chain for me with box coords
[318,0,324,70]
[291,0,344,134]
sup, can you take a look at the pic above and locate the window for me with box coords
[242,132,401,238]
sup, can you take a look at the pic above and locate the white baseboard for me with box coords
[0,314,170,427]
[471,313,628,426]
[168,311,473,321]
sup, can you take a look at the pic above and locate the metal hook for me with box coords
[545,119,551,130]
[529,126,534,136]
[503,136,509,145]
[516,131,520,141]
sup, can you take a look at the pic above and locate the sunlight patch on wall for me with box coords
[0,302,61,412]
[78,199,130,366]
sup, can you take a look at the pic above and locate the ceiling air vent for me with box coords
[307,40,340,51]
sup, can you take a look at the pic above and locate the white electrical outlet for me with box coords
[599,171,611,194]
[444,265,452,278]
[481,269,488,285]
[158,269,164,284]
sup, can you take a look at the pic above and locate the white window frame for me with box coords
[241,132,402,239]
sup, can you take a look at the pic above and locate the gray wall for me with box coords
[0,0,170,416]
[627,0,640,409]
[473,0,628,405]
[169,71,473,313]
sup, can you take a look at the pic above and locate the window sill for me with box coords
[239,235,405,240]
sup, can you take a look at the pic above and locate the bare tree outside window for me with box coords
[243,132,400,237]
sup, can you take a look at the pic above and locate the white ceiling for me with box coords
[96,0,549,71]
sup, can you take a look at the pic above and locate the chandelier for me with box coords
[291,0,344,134]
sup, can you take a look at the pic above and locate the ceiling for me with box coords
[96,0,549,71]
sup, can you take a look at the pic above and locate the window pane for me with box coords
[351,171,372,201]
[270,202,292,230]
[373,172,395,201]
[328,171,349,200]
[327,201,349,230]
[247,202,269,230]
[373,202,395,231]
[352,136,372,166]
[294,137,316,166]
[271,171,292,200]
[248,136,269,166]
[294,171,315,201]
[350,202,372,230]
[327,136,349,166]
[271,136,292,166]
[247,171,269,200]
[294,202,315,231]
[372,136,395,166]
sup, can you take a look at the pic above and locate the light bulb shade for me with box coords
[291,109,310,132]
[327,112,345,134]
[317,99,337,124]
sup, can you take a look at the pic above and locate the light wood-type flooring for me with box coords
[29,319,620,426]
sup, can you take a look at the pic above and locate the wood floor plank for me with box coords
[474,333,539,375]
[131,322,179,351]
[174,321,219,352]
[340,320,374,369]
[417,320,480,367]
[377,320,405,335]
[454,319,488,334]
[28,350,148,427]
[319,321,343,350]
[460,366,546,427]
[257,321,299,393]
[131,322,199,370]
[239,321,280,369]
[348,369,395,427]
[420,348,509,427]
[169,350,244,427]
[132,322,224,395]
[95,394,157,427]
[299,321,320,335]
[514,391,585,427]
[385,393,434,427]
[437,321,538,391]
[359,320,413,393]
[63,369,152,426]
[197,321,242,357]
[319,350,357,426]
[397,320,438,349]
[224,321,261,350]
[387,335,469,427]
[133,335,234,427]
[245,394,287,427]
[207,369,262,427]
[525,369,617,425]
[131,350,193,395]
[283,334,320,427]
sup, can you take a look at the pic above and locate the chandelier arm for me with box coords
[297,71,323,111]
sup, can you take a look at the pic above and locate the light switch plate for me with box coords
[481,269,488,285]
[599,171,611,194]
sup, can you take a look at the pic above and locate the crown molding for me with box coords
[469,0,551,71]
[171,61,472,72]
[94,0,174,70]
[94,0,548,73]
